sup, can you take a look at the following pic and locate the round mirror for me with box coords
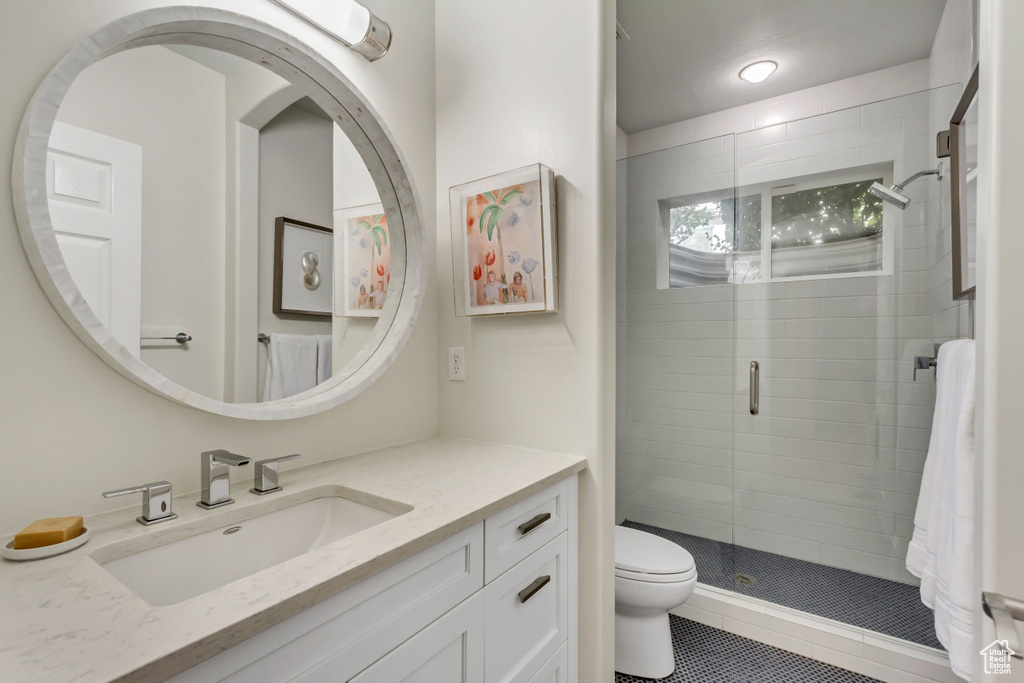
[12,8,424,420]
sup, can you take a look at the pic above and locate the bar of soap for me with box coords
[13,516,84,550]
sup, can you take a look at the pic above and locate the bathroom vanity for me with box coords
[0,438,585,682]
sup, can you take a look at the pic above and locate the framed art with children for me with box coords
[449,163,558,316]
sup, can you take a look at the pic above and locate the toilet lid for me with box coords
[615,526,696,579]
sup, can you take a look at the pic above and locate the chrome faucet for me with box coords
[197,450,251,509]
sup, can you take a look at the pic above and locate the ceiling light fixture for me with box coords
[739,60,778,84]
[270,0,392,61]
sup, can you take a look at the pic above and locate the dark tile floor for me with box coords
[615,616,883,683]
[622,520,943,650]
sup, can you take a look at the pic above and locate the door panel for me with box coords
[47,122,142,355]
[347,592,484,683]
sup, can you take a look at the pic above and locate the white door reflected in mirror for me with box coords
[50,44,387,404]
[47,123,142,356]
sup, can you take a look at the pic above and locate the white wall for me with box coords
[55,46,228,400]
[976,0,1024,677]
[619,60,968,582]
[434,0,616,679]
[0,0,437,533]
[220,50,300,403]
[255,103,334,398]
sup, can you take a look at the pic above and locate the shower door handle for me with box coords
[983,592,1024,658]
[749,361,759,415]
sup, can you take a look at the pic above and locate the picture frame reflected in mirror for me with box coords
[273,216,334,317]
[336,203,390,318]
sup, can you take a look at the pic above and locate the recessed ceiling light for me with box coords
[739,61,778,84]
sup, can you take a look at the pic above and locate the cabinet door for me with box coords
[485,533,568,683]
[175,525,482,683]
[527,642,568,683]
[346,592,484,683]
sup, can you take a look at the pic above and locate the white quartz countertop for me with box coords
[0,437,587,682]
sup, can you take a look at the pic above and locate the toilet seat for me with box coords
[615,564,697,583]
[615,526,696,583]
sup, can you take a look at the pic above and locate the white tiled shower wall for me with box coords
[616,55,970,583]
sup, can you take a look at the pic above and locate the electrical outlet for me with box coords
[448,347,465,381]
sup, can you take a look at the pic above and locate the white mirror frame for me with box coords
[11,7,425,420]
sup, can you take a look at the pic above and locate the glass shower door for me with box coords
[616,135,737,592]
[728,88,957,647]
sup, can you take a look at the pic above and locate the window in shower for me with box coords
[664,191,761,287]
[666,165,893,287]
[770,174,887,278]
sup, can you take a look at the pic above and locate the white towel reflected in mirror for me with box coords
[261,333,332,401]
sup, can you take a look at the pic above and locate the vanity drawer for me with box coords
[177,524,483,683]
[485,532,568,683]
[485,478,570,583]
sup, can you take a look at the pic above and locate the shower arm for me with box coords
[892,166,942,191]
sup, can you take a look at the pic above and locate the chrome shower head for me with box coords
[868,182,911,209]
[868,164,944,210]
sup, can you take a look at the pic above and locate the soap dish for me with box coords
[3,528,90,561]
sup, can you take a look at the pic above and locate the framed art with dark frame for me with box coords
[273,216,334,316]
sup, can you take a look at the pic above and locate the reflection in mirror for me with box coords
[50,44,387,403]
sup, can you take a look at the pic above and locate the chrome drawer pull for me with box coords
[518,512,552,535]
[518,575,551,603]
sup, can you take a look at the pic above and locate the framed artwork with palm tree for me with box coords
[336,203,390,317]
[450,164,558,316]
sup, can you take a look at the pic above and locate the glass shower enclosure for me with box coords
[616,84,964,649]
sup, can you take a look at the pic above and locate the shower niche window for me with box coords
[665,165,893,288]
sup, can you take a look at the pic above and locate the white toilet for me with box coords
[614,526,698,679]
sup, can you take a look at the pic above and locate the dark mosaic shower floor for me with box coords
[615,616,883,683]
[622,521,943,650]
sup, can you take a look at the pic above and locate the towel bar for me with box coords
[141,332,191,344]
[913,343,943,381]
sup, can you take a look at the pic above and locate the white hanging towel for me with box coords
[316,335,332,385]
[906,339,976,681]
[261,333,318,401]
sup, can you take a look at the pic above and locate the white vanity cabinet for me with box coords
[170,476,577,683]
[346,593,485,683]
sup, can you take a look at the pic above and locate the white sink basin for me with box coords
[97,493,408,606]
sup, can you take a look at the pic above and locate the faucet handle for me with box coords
[103,480,177,526]
[250,454,302,495]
